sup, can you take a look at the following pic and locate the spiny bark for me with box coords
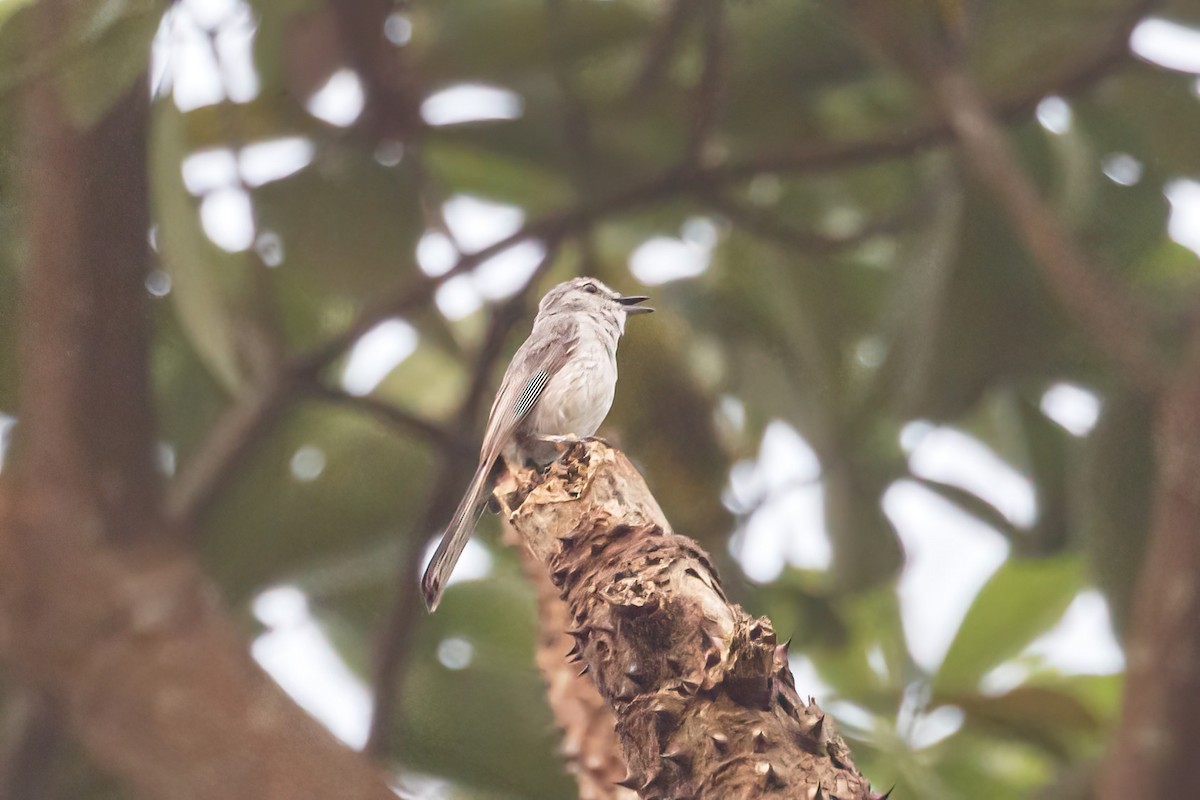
[510,524,638,800]
[498,442,885,800]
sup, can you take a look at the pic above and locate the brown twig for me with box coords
[687,0,726,166]
[705,192,910,254]
[924,61,1162,390]
[306,385,466,454]
[629,0,700,99]
[166,375,292,529]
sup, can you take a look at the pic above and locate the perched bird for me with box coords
[421,277,653,611]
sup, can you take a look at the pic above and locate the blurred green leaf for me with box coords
[935,556,1084,692]
[58,0,161,127]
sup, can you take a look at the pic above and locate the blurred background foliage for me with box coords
[2,0,1200,798]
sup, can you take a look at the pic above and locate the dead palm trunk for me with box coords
[498,441,886,800]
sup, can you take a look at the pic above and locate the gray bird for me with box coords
[421,276,653,611]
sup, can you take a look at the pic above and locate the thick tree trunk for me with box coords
[1100,340,1200,798]
[498,442,885,800]
[511,526,639,800]
[0,15,395,798]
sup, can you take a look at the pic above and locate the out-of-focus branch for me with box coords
[1,13,395,795]
[167,375,291,528]
[629,0,699,98]
[868,9,1162,391]
[507,521,637,800]
[365,241,562,758]
[306,385,467,454]
[1099,319,1200,797]
[687,0,726,166]
[497,442,885,798]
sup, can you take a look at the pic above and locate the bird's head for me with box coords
[536,277,653,331]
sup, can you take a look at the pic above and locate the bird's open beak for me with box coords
[616,295,654,315]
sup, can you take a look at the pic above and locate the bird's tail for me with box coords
[421,458,494,612]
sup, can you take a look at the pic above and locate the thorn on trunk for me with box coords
[709,732,729,753]
[752,729,768,752]
[809,714,826,740]
[615,773,640,790]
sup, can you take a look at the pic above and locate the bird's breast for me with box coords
[528,341,617,438]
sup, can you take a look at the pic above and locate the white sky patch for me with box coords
[157,442,177,476]
[251,586,372,749]
[904,424,1037,528]
[788,654,834,701]
[290,445,326,482]
[1131,17,1200,73]
[182,148,239,195]
[417,232,459,277]
[145,269,173,297]
[340,318,419,397]
[729,422,829,581]
[1025,589,1125,674]
[159,1,260,111]
[150,9,175,98]
[435,274,484,320]
[307,68,366,127]
[885,480,1010,673]
[906,705,965,750]
[1100,153,1143,187]
[255,229,285,267]
[443,195,524,252]
[1035,95,1073,136]
[164,8,225,110]
[384,12,413,46]
[0,413,15,473]
[630,236,711,285]
[1040,383,1102,437]
[437,637,474,671]
[421,84,524,126]
[1165,178,1200,257]
[474,241,546,300]
[239,137,315,186]
[420,537,494,587]
[182,0,239,30]
[200,187,255,252]
[213,5,260,102]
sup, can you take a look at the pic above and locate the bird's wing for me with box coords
[420,316,578,611]
[478,316,578,463]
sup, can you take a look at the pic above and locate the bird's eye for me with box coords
[583,283,599,294]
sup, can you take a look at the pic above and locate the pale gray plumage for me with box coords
[421,277,652,611]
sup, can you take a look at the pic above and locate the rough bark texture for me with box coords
[497,442,885,800]
[510,524,639,800]
[1100,338,1200,798]
[0,26,395,800]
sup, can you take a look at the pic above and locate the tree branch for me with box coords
[917,58,1163,391]
[687,0,726,166]
[845,0,1162,391]
[496,442,885,799]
